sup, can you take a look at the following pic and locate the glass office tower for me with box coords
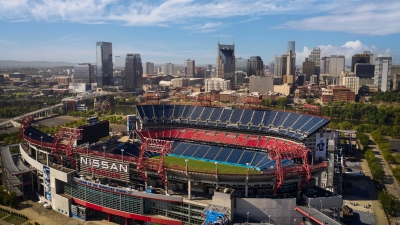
[96,42,113,87]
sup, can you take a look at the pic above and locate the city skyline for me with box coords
[0,0,399,65]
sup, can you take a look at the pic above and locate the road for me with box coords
[368,134,400,224]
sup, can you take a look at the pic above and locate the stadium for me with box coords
[3,104,333,225]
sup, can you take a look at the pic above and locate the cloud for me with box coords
[182,22,227,33]
[295,40,391,65]
[0,1,332,27]
[279,2,400,35]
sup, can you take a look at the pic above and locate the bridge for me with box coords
[0,91,110,128]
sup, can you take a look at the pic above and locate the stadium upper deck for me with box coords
[135,105,329,140]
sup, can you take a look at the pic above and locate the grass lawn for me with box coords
[2,215,26,225]
[151,156,261,175]
[0,211,8,219]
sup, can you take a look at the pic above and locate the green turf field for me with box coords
[152,156,261,175]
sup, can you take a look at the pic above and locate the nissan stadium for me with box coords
[2,104,337,225]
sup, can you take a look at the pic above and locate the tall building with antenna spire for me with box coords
[216,43,235,79]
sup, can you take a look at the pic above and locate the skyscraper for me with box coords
[274,56,282,77]
[73,63,95,83]
[144,62,154,74]
[216,43,235,79]
[185,59,195,78]
[329,55,345,77]
[320,56,330,74]
[162,63,174,75]
[351,51,373,72]
[287,41,296,75]
[235,57,249,74]
[248,56,264,76]
[124,54,143,91]
[309,47,321,66]
[374,54,392,92]
[302,61,316,81]
[96,42,113,87]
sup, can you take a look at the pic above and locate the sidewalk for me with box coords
[0,201,118,225]
[359,157,389,225]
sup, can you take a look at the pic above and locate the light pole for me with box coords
[308,198,311,215]
[320,200,323,212]
[121,149,124,162]
[294,218,296,225]
[86,143,89,155]
[103,146,106,158]
[41,136,43,148]
[29,133,31,142]
[333,207,336,220]
[185,159,189,175]
[268,215,271,224]
[215,162,219,178]
[246,212,249,224]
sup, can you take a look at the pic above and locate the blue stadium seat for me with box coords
[173,105,185,119]
[251,152,268,166]
[230,109,244,123]
[226,149,244,163]
[210,107,223,121]
[219,109,233,123]
[190,106,203,120]
[181,106,194,119]
[200,107,213,121]
[263,111,277,126]
[282,114,301,129]
[273,112,289,127]
[164,105,174,121]
[238,151,255,165]
[251,110,265,126]
[172,142,190,155]
[240,110,253,124]
[214,147,232,161]
[204,146,222,160]
[192,145,211,158]
[256,156,273,168]
[182,144,200,156]
[136,105,145,119]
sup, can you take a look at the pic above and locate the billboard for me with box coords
[77,121,109,145]
[206,210,226,225]
[43,165,52,202]
[126,115,136,134]
[315,137,327,160]
[71,205,87,221]
[79,156,130,182]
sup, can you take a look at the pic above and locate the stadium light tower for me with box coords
[121,149,124,162]
[215,162,219,178]
[41,136,43,148]
[185,159,189,175]
[320,199,323,211]
[103,146,106,158]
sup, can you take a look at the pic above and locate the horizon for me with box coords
[0,0,399,65]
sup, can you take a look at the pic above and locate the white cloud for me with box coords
[295,40,391,65]
[0,1,332,27]
[280,2,400,35]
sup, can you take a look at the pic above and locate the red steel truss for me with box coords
[137,138,173,188]
[52,127,82,156]
[197,95,211,106]
[303,104,321,116]
[146,96,160,105]
[268,144,311,195]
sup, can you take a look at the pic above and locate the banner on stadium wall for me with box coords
[206,210,226,225]
[43,165,52,202]
[71,205,87,221]
[315,137,327,160]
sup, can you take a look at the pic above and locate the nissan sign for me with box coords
[80,156,130,182]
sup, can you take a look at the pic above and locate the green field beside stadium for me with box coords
[152,156,262,175]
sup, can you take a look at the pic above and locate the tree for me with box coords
[379,191,400,215]
[277,97,287,107]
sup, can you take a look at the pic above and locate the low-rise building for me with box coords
[273,83,291,96]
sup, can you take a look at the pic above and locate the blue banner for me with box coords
[206,210,225,225]
[43,165,51,202]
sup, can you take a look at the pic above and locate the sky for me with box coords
[0,0,400,66]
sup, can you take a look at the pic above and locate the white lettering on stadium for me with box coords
[80,157,128,173]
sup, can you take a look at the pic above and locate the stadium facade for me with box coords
[7,105,333,225]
